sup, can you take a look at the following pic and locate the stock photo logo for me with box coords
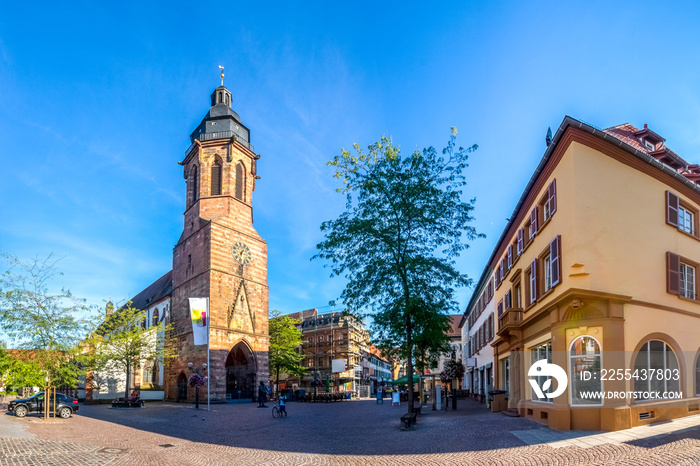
[528,359,568,399]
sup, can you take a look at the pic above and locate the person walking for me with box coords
[258,381,268,408]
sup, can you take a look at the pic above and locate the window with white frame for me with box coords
[633,340,681,400]
[530,341,553,403]
[543,254,552,292]
[569,336,602,405]
[681,262,696,299]
[679,206,695,235]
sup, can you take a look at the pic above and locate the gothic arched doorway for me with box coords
[177,372,188,402]
[226,342,256,401]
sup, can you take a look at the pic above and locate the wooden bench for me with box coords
[111,398,144,408]
[400,411,418,430]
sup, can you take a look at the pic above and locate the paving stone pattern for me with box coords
[1,398,699,465]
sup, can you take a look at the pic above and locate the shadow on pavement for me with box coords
[68,397,542,455]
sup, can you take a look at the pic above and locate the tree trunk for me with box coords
[124,361,130,400]
[406,313,414,414]
[275,366,280,400]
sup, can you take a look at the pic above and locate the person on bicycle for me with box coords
[278,395,287,416]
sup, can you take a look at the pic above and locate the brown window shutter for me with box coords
[507,245,513,269]
[531,206,538,234]
[517,228,524,254]
[667,252,680,295]
[550,235,561,287]
[530,258,538,303]
[549,179,557,215]
[497,299,503,316]
[666,191,679,227]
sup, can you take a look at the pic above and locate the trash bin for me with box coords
[488,390,507,413]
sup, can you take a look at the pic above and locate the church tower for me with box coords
[167,77,269,402]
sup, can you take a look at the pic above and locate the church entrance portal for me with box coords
[177,372,187,402]
[226,342,256,401]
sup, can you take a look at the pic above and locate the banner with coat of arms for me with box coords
[189,298,209,345]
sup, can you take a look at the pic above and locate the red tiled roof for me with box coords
[603,123,688,171]
[447,315,461,337]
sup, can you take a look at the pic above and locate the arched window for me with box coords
[152,308,159,328]
[235,162,245,200]
[569,336,602,405]
[225,94,230,106]
[218,91,222,103]
[190,166,198,206]
[211,160,222,196]
[695,353,700,396]
[634,340,680,400]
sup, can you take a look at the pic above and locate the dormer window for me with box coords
[644,140,655,151]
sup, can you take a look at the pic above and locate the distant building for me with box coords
[430,315,464,389]
[287,309,369,393]
[460,276,496,402]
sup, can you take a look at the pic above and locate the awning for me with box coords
[392,374,421,385]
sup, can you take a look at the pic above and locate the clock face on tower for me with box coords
[232,241,252,266]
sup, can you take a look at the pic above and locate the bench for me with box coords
[111,398,144,408]
[400,411,418,430]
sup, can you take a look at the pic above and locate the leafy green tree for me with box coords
[314,130,482,411]
[268,310,306,393]
[92,302,175,399]
[0,253,93,391]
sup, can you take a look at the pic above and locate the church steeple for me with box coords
[189,74,251,148]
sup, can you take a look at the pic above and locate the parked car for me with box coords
[7,392,79,419]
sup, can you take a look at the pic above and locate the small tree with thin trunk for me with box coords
[268,310,306,395]
[92,302,175,399]
[0,253,93,398]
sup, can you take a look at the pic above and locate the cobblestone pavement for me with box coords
[0,398,699,465]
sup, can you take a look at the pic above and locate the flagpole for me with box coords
[207,297,211,412]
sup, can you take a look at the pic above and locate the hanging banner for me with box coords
[189,298,209,345]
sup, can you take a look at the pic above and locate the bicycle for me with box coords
[271,400,287,418]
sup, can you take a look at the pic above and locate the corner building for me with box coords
[166,84,269,402]
[483,117,700,431]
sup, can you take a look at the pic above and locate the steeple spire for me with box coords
[219,65,224,86]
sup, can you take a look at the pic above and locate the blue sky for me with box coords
[3,2,700,318]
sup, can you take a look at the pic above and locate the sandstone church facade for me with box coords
[96,82,270,403]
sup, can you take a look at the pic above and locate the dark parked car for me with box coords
[7,392,79,419]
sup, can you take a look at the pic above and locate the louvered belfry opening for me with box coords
[235,162,245,201]
[191,166,198,206]
[211,160,222,196]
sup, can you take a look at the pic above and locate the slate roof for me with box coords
[127,271,172,311]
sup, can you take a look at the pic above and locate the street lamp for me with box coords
[188,362,208,409]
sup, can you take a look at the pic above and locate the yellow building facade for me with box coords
[488,117,700,431]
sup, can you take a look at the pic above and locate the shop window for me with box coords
[570,336,602,405]
[696,355,700,396]
[530,341,553,403]
[633,340,681,400]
